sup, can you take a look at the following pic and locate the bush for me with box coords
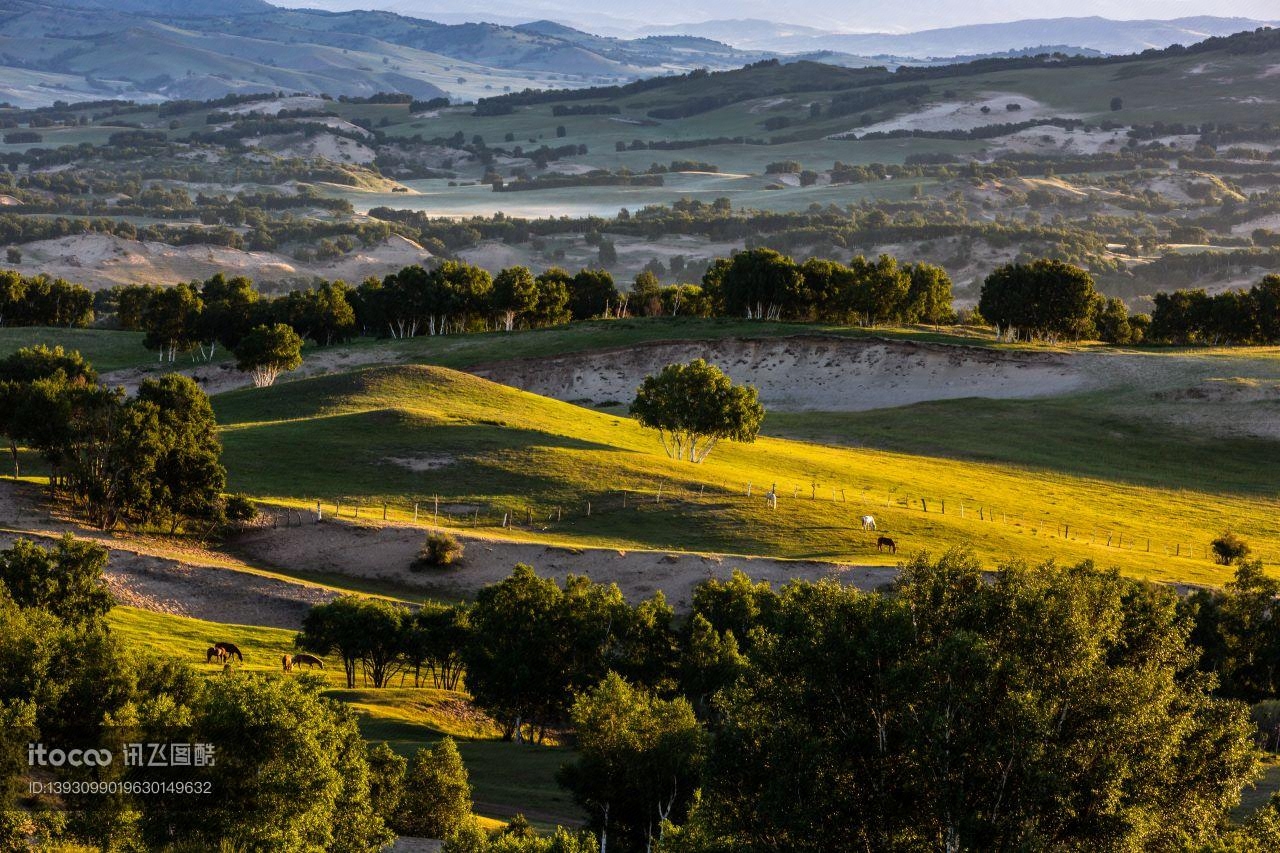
[1212,530,1251,565]
[414,532,464,569]
[222,494,258,524]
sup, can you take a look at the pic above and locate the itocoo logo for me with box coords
[27,743,113,767]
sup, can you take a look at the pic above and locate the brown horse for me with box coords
[213,642,243,662]
[282,654,293,672]
[291,653,324,670]
[206,647,227,664]
[876,536,897,554]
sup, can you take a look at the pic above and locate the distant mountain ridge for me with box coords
[637,15,1277,58]
[0,1,1272,108]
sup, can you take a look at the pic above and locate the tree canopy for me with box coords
[630,359,765,462]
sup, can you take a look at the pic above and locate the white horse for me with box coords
[860,515,876,531]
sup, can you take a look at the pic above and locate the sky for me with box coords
[272,0,1280,33]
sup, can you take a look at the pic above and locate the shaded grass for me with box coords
[763,394,1280,497]
[0,327,150,373]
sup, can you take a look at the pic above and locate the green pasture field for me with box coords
[106,606,578,827]
[211,362,1280,586]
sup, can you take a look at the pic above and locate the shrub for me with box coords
[414,532,464,569]
[1212,530,1251,565]
[223,494,258,524]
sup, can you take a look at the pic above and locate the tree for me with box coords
[366,742,407,825]
[0,535,112,625]
[297,596,410,688]
[902,262,955,325]
[141,282,202,362]
[979,259,1101,341]
[155,676,393,852]
[397,737,472,838]
[630,360,764,462]
[532,269,572,327]
[404,602,471,690]
[558,673,706,853]
[692,550,1257,852]
[1212,531,1252,565]
[706,248,805,321]
[493,266,539,331]
[289,280,357,346]
[631,270,662,316]
[234,323,303,387]
[0,345,96,478]
[1110,96,1124,111]
[1186,560,1280,702]
[569,268,620,319]
[196,273,258,358]
[1094,296,1134,343]
[136,374,226,532]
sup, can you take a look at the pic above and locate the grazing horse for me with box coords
[213,642,243,662]
[291,653,324,670]
[876,536,896,554]
[860,515,877,531]
[206,647,227,664]
[282,654,293,672]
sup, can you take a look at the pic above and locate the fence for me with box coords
[259,477,1279,569]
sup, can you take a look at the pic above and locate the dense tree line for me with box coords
[1148,275,1280,344]
[0,271,93,327]
[702,247,954,324]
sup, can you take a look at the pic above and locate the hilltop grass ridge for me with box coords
[211,361,1280,585]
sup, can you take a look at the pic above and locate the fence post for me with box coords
[316,500,322,522]
[586,501,591,516]
[434,495,439,525]
[921,498,928,513]
[746,483,752,498]
[382,502,387,521]
[414,502,419,522]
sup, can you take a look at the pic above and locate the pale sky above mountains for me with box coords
[274,0,1280,33]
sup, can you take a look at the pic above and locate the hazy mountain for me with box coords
[639,16,1277,57]
[0,0,768,106]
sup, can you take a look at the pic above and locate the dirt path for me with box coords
[232,513,896,609]
[0,482,335,628]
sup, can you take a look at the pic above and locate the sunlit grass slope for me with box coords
[214,365,1279,586]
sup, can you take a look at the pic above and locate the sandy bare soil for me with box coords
[233,516,895,609]
[836,93,1076,138]
[472,335,1091,411]
[0,483,335,628]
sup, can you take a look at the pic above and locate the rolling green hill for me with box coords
[211,362,1280,585]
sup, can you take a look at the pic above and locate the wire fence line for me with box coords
[259,477,1277,568]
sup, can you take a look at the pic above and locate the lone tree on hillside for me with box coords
[630,359,764,463]
[234,323,303,388]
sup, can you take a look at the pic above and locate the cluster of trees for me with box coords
[296,555,1280,853]
[1148,275,1280,344]
[0,270,93,327]
[701,247,954,325]
[0,346,230,530]
[978,258,1146,343]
